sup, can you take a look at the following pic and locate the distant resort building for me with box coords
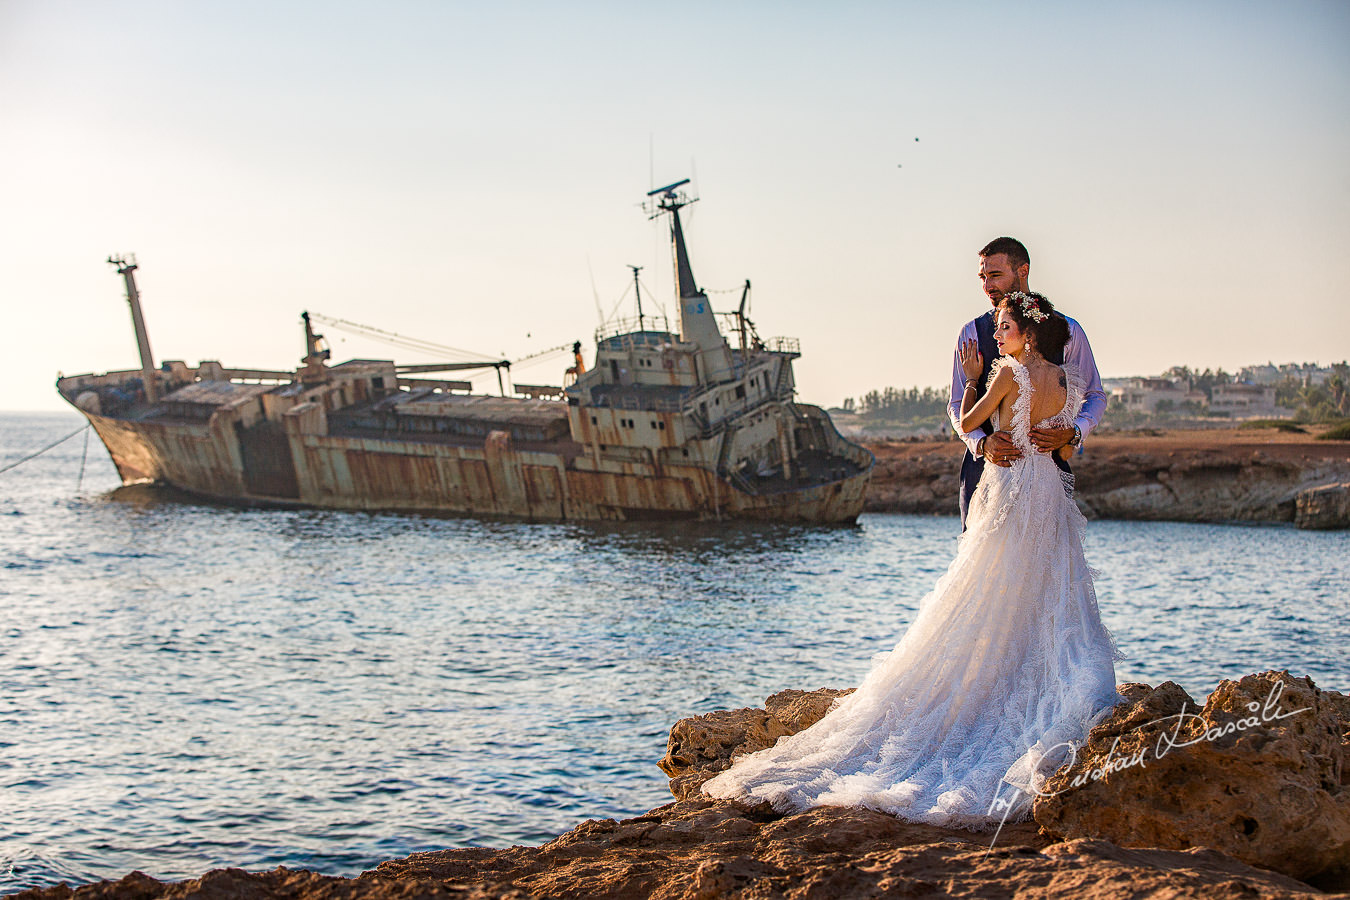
[1237,362,1333,386]
[1210,383,1280,417]
[1102,362,1344,420]
[1110,377,1207,413]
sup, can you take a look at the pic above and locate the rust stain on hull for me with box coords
[63,187,874,524]
[80,407,870,523]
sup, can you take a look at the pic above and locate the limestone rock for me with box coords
[377,800,1323,899]
[861,435,1350,526]
[658,687,852,801]
[16,675,1350,900]
[1296,481,1350,529]
[1035,670,1350,887]
[16,801,1329,900]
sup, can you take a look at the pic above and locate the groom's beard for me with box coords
[986,283,1025,306]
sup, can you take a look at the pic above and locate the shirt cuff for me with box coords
[962,428,987,457]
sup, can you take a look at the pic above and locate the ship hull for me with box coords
[77,408,871,524]
[67,186,875,524]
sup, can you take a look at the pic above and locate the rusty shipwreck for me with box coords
[57,183,873,522]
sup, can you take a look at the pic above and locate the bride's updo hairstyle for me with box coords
[997,291,1070,360]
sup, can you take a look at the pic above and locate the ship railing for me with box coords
[594,317,675,346]
[218,368,295,383]
[595,393,684,413]
[713,312,744,336]
[766,336,801,355]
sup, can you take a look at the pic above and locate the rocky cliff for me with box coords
[862,429,1350,528]
[16,672,1348,900]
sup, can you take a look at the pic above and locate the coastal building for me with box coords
[1236,362,1334,386]
[1111,377,1207,413]
[1210,383,1280,417]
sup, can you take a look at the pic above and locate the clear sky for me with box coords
[3,0,1347,412]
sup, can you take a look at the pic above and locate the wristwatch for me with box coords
[976,436,987,457]
[1069,424,1083,447]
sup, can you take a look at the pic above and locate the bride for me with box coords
[701,291,1123,829]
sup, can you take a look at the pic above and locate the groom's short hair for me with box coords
[979,237,1030,269]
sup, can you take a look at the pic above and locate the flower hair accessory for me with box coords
[1007,291,1048,323]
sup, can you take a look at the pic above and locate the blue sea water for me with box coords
[1,411,1346,893]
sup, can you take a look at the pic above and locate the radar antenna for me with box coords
[644,178,695,218]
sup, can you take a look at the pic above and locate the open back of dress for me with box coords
[702,359,1122,829]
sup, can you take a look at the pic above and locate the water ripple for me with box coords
[1,413,1347,892]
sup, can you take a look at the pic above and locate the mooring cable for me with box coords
[0,424,91,476]
[77,423,91,490]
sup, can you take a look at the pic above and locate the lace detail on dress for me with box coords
[700,354,1123,830]
[1051,363,1084,499]
[975,358,1035,533]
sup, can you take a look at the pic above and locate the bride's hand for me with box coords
[959,339,982,383]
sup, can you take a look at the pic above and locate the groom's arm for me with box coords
[947,319,985,456]
[1065,317,1107,442]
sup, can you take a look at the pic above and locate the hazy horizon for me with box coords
[4,1,1347,413]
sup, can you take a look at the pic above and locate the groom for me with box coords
[947,237,1108,528]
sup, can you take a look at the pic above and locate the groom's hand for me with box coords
[1030,425,1075,453]
[983,432,1021,467]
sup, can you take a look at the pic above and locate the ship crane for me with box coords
[310,312,513,393]
[62,191,874,524]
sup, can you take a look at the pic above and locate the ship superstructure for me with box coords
[58,186,872,522]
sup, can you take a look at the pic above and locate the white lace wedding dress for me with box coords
[702,359,1122,829]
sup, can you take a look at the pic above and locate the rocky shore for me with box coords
[861,427,1350,528]
[15,671,1348,900]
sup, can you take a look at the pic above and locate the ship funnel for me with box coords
[647,183,733,383]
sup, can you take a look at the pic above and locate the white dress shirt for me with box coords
[947,312,1107,457]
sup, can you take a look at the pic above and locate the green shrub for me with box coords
[1239,419,1306,433]
[1316,420,1350,441]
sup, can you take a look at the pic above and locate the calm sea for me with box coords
[2,411,1346,892]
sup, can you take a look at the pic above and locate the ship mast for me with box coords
[299,311,332,383]
[627,264,645,331]
[107,254,160,402]
[645,180,733,382]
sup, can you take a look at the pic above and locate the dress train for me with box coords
[701,360,1122,829]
